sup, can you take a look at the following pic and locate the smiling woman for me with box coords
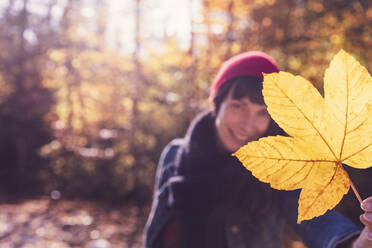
[144,51,367,248]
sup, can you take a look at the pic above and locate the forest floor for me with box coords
[0,197,149,248]
[0,196,308,248]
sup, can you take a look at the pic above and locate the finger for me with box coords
[360,214,372,229]
[361,197,372,212]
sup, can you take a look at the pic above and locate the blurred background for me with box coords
[0,0,372,247]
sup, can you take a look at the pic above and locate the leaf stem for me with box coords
[349,178,363,204]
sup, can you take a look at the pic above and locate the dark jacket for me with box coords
[144,111,362,248]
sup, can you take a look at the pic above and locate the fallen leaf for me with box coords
[234,50,372,223]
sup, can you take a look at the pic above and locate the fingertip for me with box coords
[361,201,372,212]
[360,214,369,226]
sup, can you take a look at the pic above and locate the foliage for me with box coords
[234,50,372,223]
[0,0,371,214]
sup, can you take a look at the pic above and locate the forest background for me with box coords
[1,0,372,247]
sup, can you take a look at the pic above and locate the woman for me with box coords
[144,51,372,248]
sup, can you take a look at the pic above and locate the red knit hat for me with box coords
[210,51,279,100]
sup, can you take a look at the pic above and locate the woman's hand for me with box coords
[351,197,372,248]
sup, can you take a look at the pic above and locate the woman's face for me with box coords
[215,87,271,153]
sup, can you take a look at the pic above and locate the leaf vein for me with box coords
[342,141,372,161]
[338,70,350,159]
[272,79,338,160]
[302,163,338,218]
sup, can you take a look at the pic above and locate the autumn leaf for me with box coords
[233,50,372,223]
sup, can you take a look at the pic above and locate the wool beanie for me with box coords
[210,51,279,100]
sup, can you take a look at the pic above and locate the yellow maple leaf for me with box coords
[233,50,372,223]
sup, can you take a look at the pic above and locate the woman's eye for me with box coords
[231,103,242,109]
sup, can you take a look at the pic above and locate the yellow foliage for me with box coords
[288,57,302,70]
[0,73,12,101]
[330,34,343,45]
[49,50,67,63]
[44,46,137,136]
[308,1,324,13]
[231,43,241,54]
[367,8,372,19]
[261,17,272,27]
[234,50,372,223]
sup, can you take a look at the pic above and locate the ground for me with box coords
[0,197,306,248]
[0,197,148,248]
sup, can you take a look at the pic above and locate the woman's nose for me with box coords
[240,116,257,134]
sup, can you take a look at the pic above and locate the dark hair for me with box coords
[212,75,286,138]
[212,76,264,115]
